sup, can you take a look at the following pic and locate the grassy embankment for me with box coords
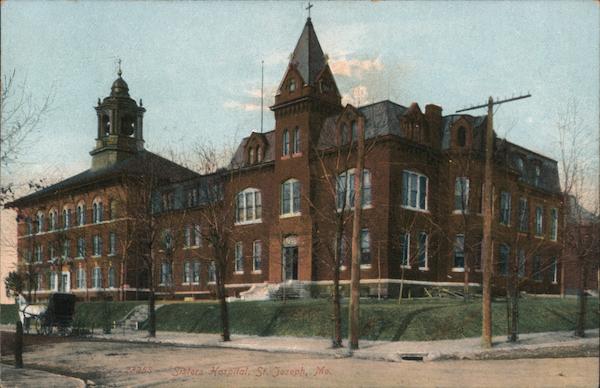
[1,297,597,341]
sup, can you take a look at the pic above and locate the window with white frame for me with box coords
[49,209,57,231]
[92,267,102,288]
[252,240,262,272]
[108,267,116,288]
[23,249,31,263]
[453,235,465,270]
[418,232,428,270]
[193,261,201,284]
[36,212,44,233]
[161,191,174,212]
[26,219,33,235]
[76,237,85,258]
[360,229,371,266]
[550,208,558,241]
[498,244,510,276]
[92,235,102,256]
[208,261,216,283]
[454,177,470,212]
[77,202,85,225]
[92,199,103,223]
[62,207,71,229]
[535,206,543,236]
[282,129,290,156]
[281,179,300,216]
[533,165,541,186]
[551,257,558,283]
[236,188,262,223]
[109,232,117,255]
[500,191,511,225]
[402,171,428,211]
[77,267,86,289]
[518,249,526,277]
[62,239,70,258]
[35,244,43,262]
[183,261,192,284]
[160,261,172,285]
[36,273,43,291]
[163,229,173,251]
[48,245,55,260]
[337,169,372,209]
[184,226,192,248]
[187,187,199,208]
[518,197,529,232]
[400,233,410,267]
[193,224,202,246]
[293,127,301,154]
[49,271,57,291]
[234,242,243,273]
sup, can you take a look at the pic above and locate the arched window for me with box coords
[282,129,290,156]
[281,179,300,216]
[293,127,301,154]
[36,211,45,233]
[341,123,349,144]
[109,200,118,220]
[92,198,103,224]
[183,261,192,284]
[62,206,72,229]
[76,201,86,226]
[288,78,296,92]
[235,188,262,223]
[257,146,263,163]
[48,209,57,231]
[457,126,466,147]
[248,148,255,164]
[336,169,372,209]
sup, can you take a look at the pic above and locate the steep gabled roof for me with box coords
[289,18,327,86]
[5,151,200,208]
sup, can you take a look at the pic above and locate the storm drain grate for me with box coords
[399,354,425,361]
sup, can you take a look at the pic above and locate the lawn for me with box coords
[1,297,597,341]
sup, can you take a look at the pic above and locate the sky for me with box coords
[1,1,599,203]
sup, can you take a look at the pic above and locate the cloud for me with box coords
[330,56,384,78]
[342,85,369,107]
[223,100,262,112]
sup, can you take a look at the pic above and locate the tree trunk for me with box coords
[463,251,470,302]
[218,281,231,341]
[332,266,342,348]
[575,257,587,337]
[15,319,24,369]
[148,289,156,337]
[481,97,494,348]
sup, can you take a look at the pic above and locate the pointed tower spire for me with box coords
[289,17,327,86]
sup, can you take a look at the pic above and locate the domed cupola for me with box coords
[90,63,146,171]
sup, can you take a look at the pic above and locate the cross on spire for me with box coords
[117,58,122,77]
[306,1,313,19]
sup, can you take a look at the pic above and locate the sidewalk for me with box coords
[0,363,86,388]
[2,323,597,362]
[89,327,599,362]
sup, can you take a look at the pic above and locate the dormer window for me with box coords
[257,146,263,162]
[515,156,524,173]
[248,148,255,164]
[534,165,541,186]
[288,79,296,92]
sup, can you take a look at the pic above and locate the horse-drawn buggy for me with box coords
[18,293,76,335]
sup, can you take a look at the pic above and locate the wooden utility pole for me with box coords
[349,116,365,350]
[457,93,531,348]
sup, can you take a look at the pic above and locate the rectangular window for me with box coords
[50,272,57,291]
[337,170,372,209]
[454,177,469,212]
[500,191,511,225]
[77,238,85,258]
[535,206,543,236]
[532,256,542,281]
[184,225,192,248]
[35,244,43,262]
[453,235,465,270]
[518,249,526,277]
[48,245,55,260]
[335,236,349,269]
[77,268,86,289]
[108,267,116,288]
[183,261,192,284]
[109,232,116,255]
[92,267,102,289]
[208,261,216,283]
[252,241,262,272]
[161,262,172,285]
[193,261,201,284]
[402,171,427,210]
[498,244,510,276]
[62,239,70,258]
[418,232,428,270]
[187,188,199,208]
[282,129,289,156]
[360,229,371,266]
[92,235,102,256]
[281,180,300,215]
[161,192,174,211]
[193,224,202,246]
[518,197,529,232]
[235,242,243,273]
[400,233,410,267]
[550,208,558,241]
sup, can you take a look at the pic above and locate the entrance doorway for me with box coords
[60,272,70,293]
[283,246,298,280]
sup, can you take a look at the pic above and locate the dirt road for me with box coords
[1,336,597,387]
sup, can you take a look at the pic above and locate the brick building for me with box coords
[7,17,564,301]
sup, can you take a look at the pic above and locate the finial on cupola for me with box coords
[117,58,123,77]
[139,98,143,107]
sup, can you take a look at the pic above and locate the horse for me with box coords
[16,293,47,334]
